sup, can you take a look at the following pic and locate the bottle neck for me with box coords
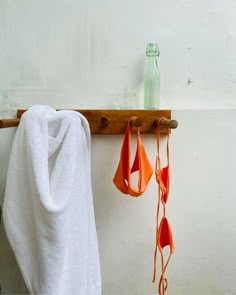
[147,55,157,65]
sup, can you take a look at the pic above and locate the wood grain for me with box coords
[0,109,176,134]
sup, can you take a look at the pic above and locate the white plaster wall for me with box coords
[0,1,236,294]
[1,0,236,110]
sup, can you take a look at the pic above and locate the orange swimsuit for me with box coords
[113,117,153,197]
[152,119,174,295]
[113,118,174,295]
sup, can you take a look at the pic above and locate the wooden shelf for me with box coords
[0,109,178,134]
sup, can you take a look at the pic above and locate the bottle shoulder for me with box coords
[144,64,160,76]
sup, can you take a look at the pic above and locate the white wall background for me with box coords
[0,1,236,294]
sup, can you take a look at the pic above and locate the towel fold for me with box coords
[3,105,101,295]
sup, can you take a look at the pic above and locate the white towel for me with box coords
[3,105,101,295]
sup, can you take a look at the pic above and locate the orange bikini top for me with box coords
[113,117,174,295]
[153,119,175,295]
[113,117,153,197]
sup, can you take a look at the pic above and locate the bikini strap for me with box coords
[152,120,172,285]
[156,118,170,167]
[152,180,161,283]
[158,251,172,295]
[166,129,170,168]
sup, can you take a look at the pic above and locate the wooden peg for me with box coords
[130,117,143,127]
[99,116,110,128]
[0,118,20,128]
[153,118,178,129]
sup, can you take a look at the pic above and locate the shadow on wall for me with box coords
[0,126,29,294]
[0,225,29,294]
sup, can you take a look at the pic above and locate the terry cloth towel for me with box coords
[3,105,101,295]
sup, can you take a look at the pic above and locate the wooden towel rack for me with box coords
[0,109,178,134]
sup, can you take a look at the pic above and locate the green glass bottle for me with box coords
[144,43,160,109]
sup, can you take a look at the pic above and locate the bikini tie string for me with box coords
[152,118,175,295]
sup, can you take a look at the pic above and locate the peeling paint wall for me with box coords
[0,1,236,294]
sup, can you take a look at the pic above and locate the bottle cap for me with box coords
[146,43,160,57]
